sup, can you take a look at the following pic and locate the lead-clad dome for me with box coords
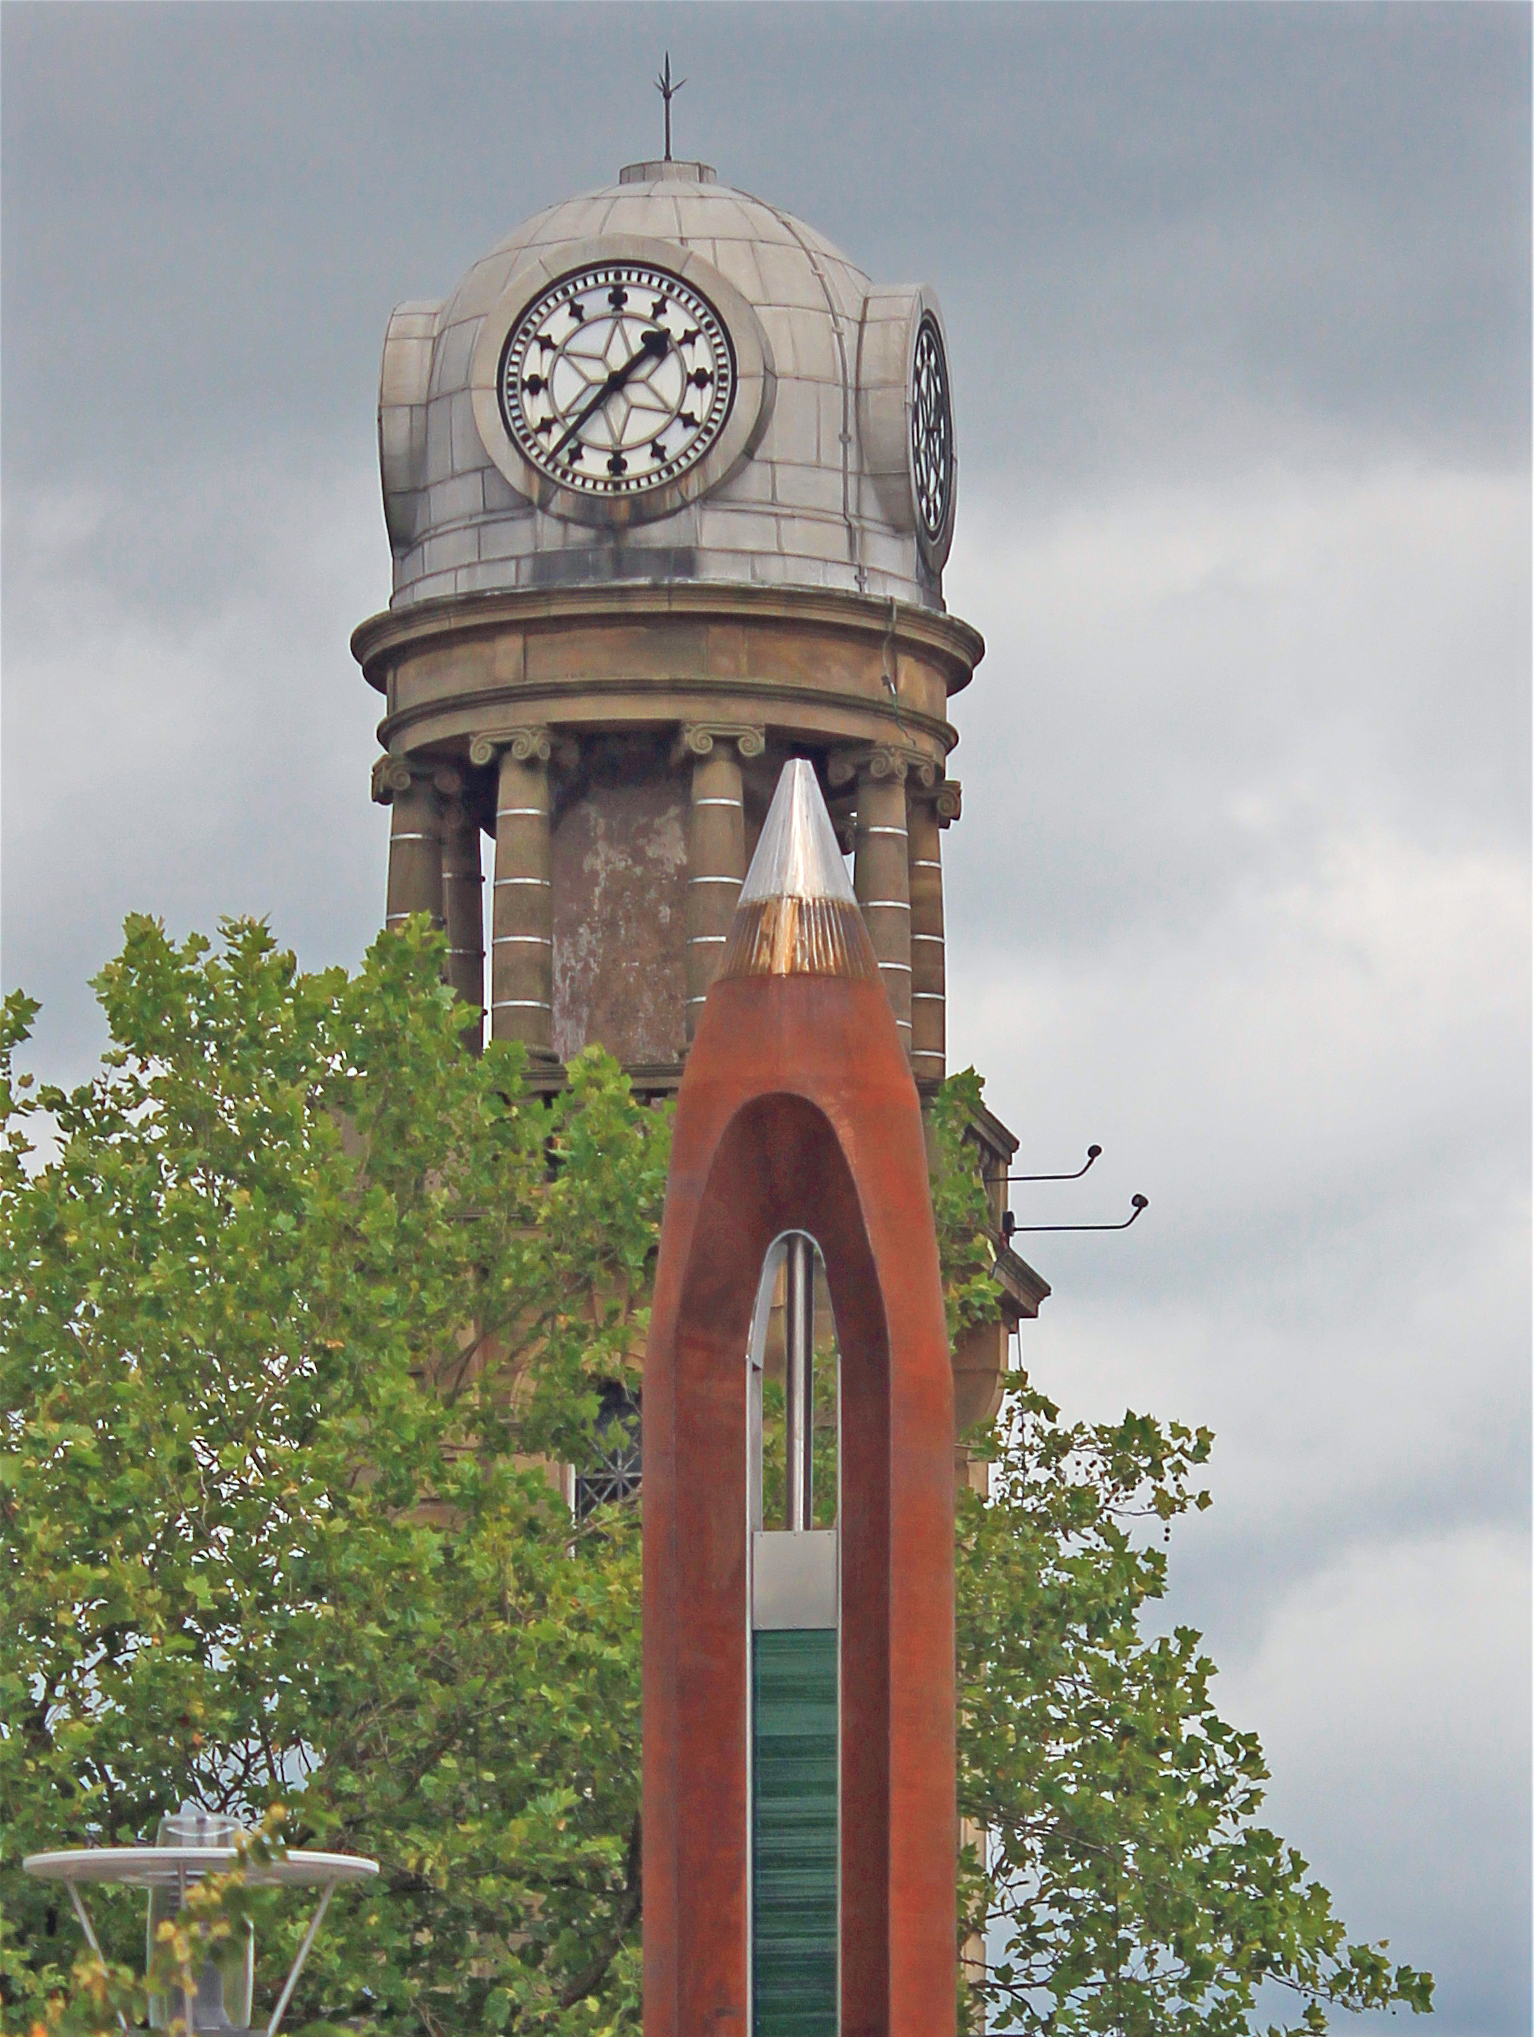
[377,161,956,612]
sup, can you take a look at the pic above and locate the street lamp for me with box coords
[24,1802,378,2036]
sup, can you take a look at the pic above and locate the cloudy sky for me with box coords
[3,6,1528,2032]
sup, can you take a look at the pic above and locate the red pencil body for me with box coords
[642,831,956,2037]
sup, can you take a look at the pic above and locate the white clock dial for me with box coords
[498,262,736,498]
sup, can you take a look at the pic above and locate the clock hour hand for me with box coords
[553,327,670,458]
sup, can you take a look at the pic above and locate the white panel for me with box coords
[752,1529,838,1630]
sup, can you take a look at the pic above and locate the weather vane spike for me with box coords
[654,51,686,162]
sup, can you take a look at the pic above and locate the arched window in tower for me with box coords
[747,1230,840,2037]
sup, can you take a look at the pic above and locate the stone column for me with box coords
[908,779,960,1089]
[473,727,555,1061]
[832,745,919,1054]
[439,791,486,1045]
[373,756,444,932]
[679,723,762,1042]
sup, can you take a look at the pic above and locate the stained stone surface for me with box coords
[550,763,689,1065]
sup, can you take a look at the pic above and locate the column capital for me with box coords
[674,721,767,765]
[826,742,939,791]
[372,755,465,805]
[371,754,423,805]
[470,725,551,768]
[907,775,961,824]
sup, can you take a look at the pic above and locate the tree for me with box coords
[0,918,661,2037]
[0,920,1430,2037]
[924,1084,1432,2036]
[955,1388,1432,2036]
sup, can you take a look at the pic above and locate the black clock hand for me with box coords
[553,328,670,458]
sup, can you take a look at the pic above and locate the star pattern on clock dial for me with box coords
[499,263,736,497]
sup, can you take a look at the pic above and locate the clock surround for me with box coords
[853,283,958,574]
[470,234,775,529]
[497,260,737,501]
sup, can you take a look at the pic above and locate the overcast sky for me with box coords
[3,7,1528,2033]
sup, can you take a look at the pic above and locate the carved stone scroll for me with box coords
[469,725,556,768]
[675,721,767,765]
[827,741,938,792]
[370,754,416,805]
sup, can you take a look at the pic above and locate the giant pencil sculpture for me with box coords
[643,759,956,2037]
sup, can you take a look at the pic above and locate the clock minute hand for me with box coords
[552,328,670,458]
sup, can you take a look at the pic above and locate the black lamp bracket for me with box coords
[998,1189,1140,1238]
[1004,1143,1102,1184]
[1004,1195,1148,1238]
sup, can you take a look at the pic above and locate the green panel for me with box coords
[753,1627,838,2037]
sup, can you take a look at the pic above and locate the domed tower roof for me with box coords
[377,160,957,612]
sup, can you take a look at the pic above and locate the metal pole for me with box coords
[265,1881,335,2037]
[175,1861,188,2033]
[66,1885,130,2034]
[784,1235,814,1531]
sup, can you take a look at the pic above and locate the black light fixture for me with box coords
[1004,1143,1102,1184]
[1004,1194,1148,1238]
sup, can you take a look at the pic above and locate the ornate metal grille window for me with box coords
[574,1383,643,1520]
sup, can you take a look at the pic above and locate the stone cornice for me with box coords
[351,582,985,699]
[375,674,958,758]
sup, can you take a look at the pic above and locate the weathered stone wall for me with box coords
[552,750,689,1065]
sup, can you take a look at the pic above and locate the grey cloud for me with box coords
[944,468,1531,965]
[935,452,1527,2013]
[2,5,1526,489]
[1232,1526,1531,2037]
[1,455,388,1078]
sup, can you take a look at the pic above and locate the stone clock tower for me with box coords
[352,155,1046,1447]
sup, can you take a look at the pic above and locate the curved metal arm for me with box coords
[1005,1194,1148,1236]
[1005,1144,1102,1184]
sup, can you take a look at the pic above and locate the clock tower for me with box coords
[352,148,1050,2031]
[351,152,1045,1462]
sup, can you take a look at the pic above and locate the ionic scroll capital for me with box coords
[675,721,767,765]
[371,754,416,805]
[905,773,961,824]
[469,725,556,769]
[372,753,467,806]
[827,742,939,791]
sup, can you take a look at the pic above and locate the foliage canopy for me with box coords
[0,920,1430,2037]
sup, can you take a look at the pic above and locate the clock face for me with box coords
[498,261,736,499]
[910,314,954,552]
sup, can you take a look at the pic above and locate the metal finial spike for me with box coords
[654,51,686,162]
[716,760,879,983]
[740,760,856,907]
